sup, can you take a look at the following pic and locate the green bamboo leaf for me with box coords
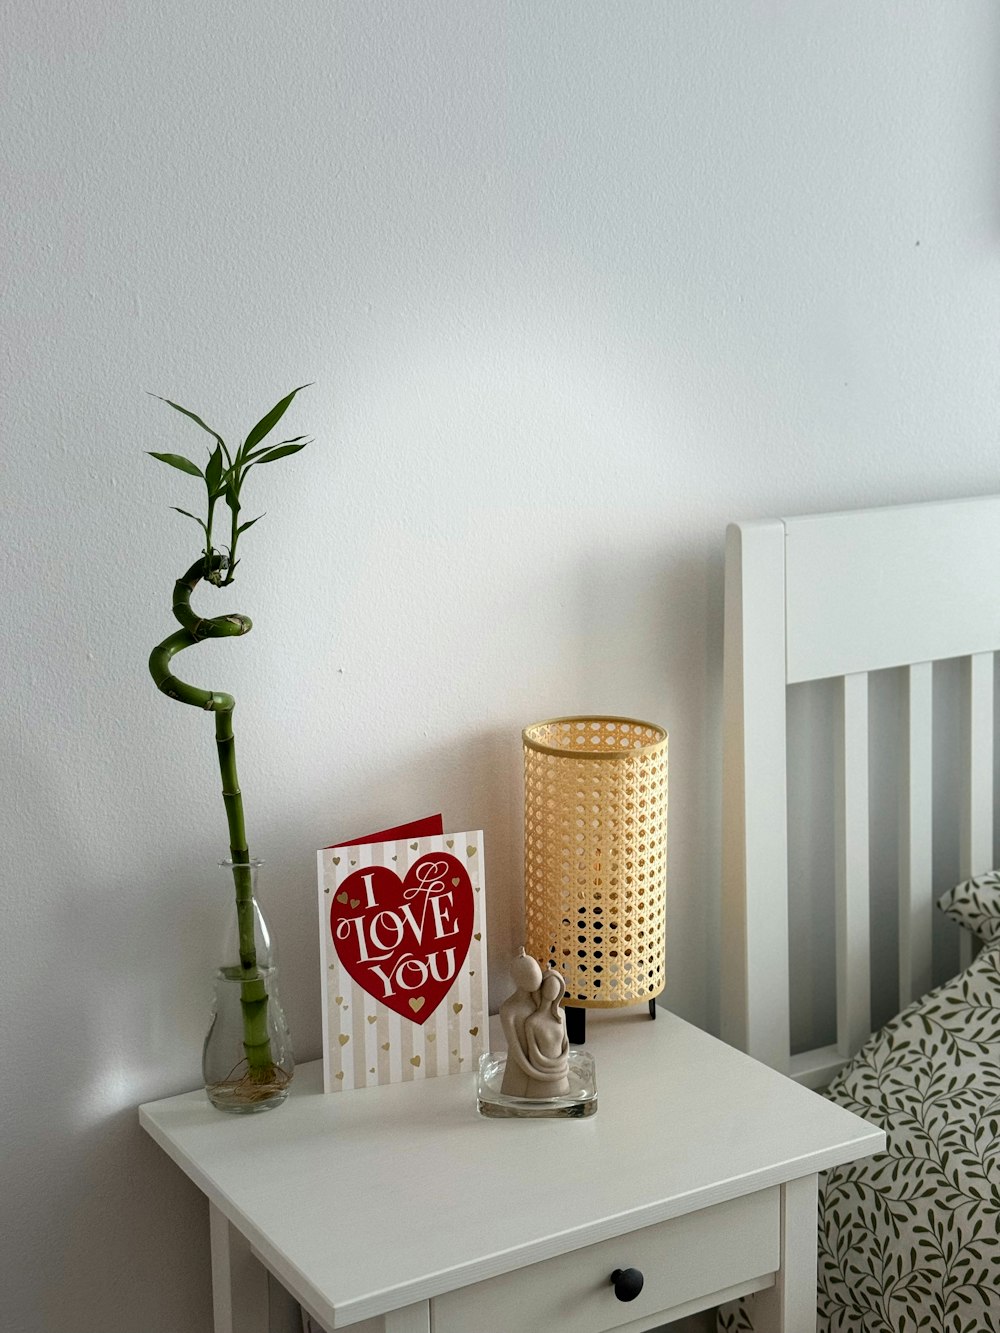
[148,394,227,454]
[237,514,264,536]
[148,451,204,478]
[205,444,224,496]
[249,440,309,466]
[224,476,241,513]
[245,433,310,459]
[171,507,209,534]
[242,384,312,455]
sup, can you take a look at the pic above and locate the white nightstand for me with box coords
[139,1008,883,1333]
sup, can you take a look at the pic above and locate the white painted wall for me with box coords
[4,3,1000,1329]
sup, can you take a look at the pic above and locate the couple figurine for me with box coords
[500,950,571,1099]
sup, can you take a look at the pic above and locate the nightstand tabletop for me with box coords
[140,1008,883,1330]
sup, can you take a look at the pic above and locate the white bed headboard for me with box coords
[722,495,1000,1088]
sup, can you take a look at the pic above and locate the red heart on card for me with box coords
[329,854,474,1025]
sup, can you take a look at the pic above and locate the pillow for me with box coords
[718,943,1000,1333]
[938,868,1000,943]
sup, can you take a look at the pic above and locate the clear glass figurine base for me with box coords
[477,1050,597,1118]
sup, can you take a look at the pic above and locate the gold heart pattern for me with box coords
[320,829,488,1093]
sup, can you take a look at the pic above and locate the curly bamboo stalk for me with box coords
[149,554,274,1077]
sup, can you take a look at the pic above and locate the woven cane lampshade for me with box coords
[523,716,668,1012]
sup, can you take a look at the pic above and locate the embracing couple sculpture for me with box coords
[500,950,571,1099]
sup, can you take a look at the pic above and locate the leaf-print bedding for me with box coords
[718,943,1000,1333]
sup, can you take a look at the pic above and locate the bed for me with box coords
[717,496,1000,1332]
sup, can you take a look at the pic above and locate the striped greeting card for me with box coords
[317,820,488,1091]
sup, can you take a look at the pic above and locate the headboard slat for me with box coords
[960,652,994,879]
[959,651,994,970]
[898,661,934,1010]
[834,673,871,1059]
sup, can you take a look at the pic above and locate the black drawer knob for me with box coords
[610,1267,644,1302]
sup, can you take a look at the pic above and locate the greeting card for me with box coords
[317,817,488,1092]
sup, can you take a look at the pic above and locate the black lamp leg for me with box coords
[566,1002,655,1041]
[565,1005,586,1045]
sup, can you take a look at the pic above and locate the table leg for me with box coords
[209,1201,270,1333]
[750,1174,819,1332]
[382,1303,430,1333]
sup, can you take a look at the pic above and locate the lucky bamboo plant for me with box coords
[147,384,311,1103]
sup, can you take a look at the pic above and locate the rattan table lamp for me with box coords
[522,716,668,1043]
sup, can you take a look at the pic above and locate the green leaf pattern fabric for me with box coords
[939,870,1000,945]
[718,944,1000,1333]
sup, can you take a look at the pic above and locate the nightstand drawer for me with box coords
[432,1187,779,1333]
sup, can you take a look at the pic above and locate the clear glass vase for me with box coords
[203,859,294,1113]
